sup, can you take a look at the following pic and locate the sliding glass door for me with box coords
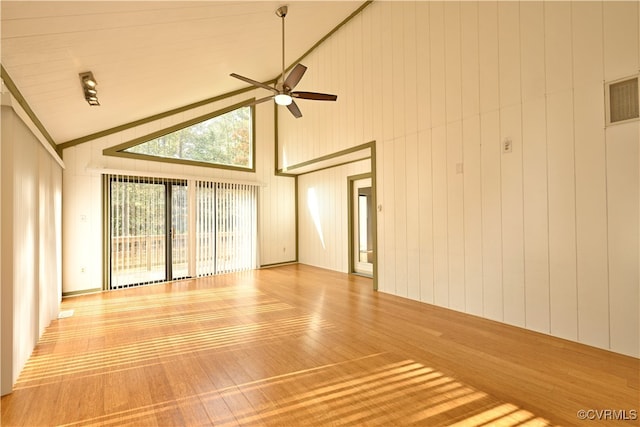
[106,175,258,289]
[108,176,187,289]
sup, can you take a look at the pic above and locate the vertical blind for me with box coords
[171,183,189,279]
[107,174,258,289]
[195,181,258,276]
[196,180,217,277]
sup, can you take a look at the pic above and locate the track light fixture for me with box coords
[79,71,99,106]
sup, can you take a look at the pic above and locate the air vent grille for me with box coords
[608,77,639,124]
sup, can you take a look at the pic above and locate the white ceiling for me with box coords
[1,1,364,144]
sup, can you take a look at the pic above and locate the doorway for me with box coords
[350,176,374,277]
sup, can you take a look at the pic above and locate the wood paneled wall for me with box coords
[62,93,296,294]
[298,160,370,272]
[279,1,639,357]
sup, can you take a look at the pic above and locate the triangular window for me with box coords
[104,102,254,171]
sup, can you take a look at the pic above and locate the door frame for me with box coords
[103,175,189,290]
[348,173,376,280]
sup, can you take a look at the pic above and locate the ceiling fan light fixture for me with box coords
[229,5,336,118]
[274,93,293,106]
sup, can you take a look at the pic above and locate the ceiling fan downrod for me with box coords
[276,6,288,88]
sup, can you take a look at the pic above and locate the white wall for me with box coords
[62,91,296,294]
[298,159,370,272]
[1,105,63,394]
[279,1,640,358]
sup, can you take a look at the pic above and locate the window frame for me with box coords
[103,99,256,172]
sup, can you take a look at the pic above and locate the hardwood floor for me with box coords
[2,264,638,426]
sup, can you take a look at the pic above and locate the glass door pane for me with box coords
[110,178,166,288]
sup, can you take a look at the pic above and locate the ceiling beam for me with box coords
[1,66,59,155]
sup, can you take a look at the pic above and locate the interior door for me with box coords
[352,178,373,276]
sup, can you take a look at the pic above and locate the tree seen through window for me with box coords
[124,106,252,169]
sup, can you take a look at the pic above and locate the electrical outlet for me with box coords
[456,163,464,174]
[503,138,513,153]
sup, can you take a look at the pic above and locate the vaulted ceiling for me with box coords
[1,1,365,144]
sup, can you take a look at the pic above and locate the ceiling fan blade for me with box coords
[284,64,307,91]
[287,100,302,118]
[247,95,275,106]
[230,73,278,93]
[291,91,338,101]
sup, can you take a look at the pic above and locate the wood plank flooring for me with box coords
[2,264,638,426]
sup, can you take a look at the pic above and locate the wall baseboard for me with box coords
[62,288,102,298]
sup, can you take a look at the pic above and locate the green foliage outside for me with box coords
[111,181,166,237]
[125,106,252,168]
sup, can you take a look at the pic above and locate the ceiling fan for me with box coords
[230,5,337,118]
